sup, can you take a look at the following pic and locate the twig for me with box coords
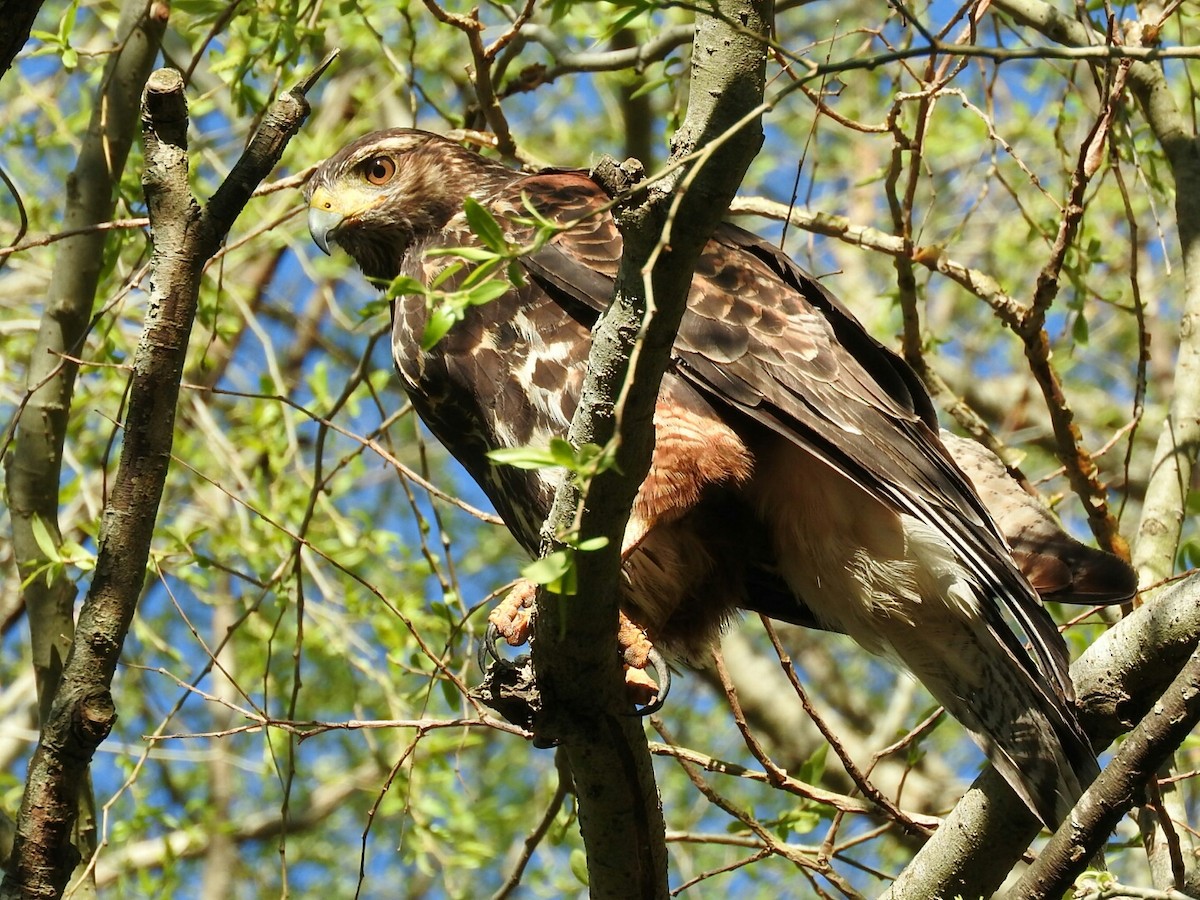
[490,769,568,900]
[759,620,932,836]
[646,741,941,826]
[0,162,28,268]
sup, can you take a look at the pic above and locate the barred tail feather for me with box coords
[895,623,1098,829]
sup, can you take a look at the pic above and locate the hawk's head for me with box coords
[305,129,513,283]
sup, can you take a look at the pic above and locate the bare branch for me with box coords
[0,59,323,900]
[883,573,1200,900]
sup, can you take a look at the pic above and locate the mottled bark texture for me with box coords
[0,61,325,900]
[529,2,771,896]
[3,1,167,891]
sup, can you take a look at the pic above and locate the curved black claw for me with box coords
[478,621,530,672]
[632,647,672,717]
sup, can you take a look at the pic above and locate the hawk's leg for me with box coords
[484,382,752,710]
[488,580,537,648]
[486,580,668,710]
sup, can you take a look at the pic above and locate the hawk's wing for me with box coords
[495,171,1076,704]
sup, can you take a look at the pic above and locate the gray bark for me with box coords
[529,2,771,896]
[0,60,324,900]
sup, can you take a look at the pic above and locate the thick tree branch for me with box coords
[0,59,325,900]
[526,2,771,896]
[882,572,1200,900]
[1,1,166,889]
[0,0,46,78]
[5,0,165,726]
[1010,640,1200,898]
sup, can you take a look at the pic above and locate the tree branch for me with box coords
[0,58,326,900]
[0,0,47,78]
[1010,640,1200,898]
[4,0,166,728]
[526,2,771,896]
[992,0,1200,597]
[988,0,1200,887]
[1,1,167,889]
[881,572,1200,900]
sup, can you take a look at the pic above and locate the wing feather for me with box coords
[505,172,1077,703]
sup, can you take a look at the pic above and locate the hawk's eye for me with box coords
[364,156,396,186]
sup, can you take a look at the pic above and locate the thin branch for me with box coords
[728,197,1027,327]
[1013,49,1130,554]
[489,766,569,900]
[646,741,941,826]
[755,622,932,837]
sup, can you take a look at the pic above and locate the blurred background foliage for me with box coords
[1,0,1197,896]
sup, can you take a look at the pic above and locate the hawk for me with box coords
[305,128,1134,828]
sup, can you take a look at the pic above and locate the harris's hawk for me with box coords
[305,128,1135,828]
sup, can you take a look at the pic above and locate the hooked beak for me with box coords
[307,185,344,255]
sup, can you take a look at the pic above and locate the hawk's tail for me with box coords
[896,619,1098,829]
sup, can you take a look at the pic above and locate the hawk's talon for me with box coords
[488,580,537,646]
[478,620,530,672]
[626,646,671,716]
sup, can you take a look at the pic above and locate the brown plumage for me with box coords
[305,128,1136,828]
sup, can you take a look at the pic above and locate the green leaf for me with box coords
[463,197,509,253]
[439,677,459,711]
[546,437,578,465]
[517,194,562,232]
[799,743,828,784]
[1072,311,1089,346]
[628,75,672,101]
[458,257,504,290]
[387,274,428,298]
[357,298,390,320]
[464,280,511,307]
[569,441,615,476]
[773,805,821,839]
[30,515,60,562]
[522,550,574,594]
[60,1,78,42]
[573,536,609,552]
[430,261,465,289]
[569,848,589,886]
[426,246,499,263]
[421,307,457,350]
[59,541,95,571]
[488,447,564,470]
